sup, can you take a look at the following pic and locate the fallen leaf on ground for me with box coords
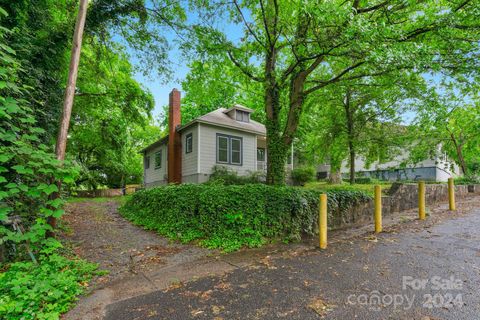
[308,297,335,316]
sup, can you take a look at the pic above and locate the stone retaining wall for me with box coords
[329,183,479,230]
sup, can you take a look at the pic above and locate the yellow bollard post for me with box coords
[374,185,382,233]
[448,178,456,211]
[319,193,327,249]
[418,181,426,220]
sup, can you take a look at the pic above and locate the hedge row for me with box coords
[119,184,371,252]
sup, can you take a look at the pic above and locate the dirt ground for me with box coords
[61,198,210,287]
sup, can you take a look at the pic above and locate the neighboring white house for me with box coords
[142,89,293,187]
[317,146,461,182]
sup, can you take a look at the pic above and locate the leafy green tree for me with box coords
[161,55,264,130]
[86,0,187,77]
[0,12,75,259]
[411,84,480,176]
[1,0,78,141]
[69,42,157,188]
[299,73,422,184]
[186,0,480,184]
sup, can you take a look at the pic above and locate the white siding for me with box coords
[181,125,198,177]
[144,143,168,185]
[199,123,256,175]
[340,149,437,173]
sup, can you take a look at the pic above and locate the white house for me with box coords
[317,147,460,182]
[142,89,293,187]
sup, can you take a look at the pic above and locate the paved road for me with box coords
[105,200,480,320]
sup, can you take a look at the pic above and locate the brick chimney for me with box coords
[168,88,182,183]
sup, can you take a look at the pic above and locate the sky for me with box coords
[133,63,188,121]
[127,5,245,121]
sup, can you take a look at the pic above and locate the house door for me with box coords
[257,148,266,171]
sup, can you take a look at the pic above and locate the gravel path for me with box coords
[62,198,210,285]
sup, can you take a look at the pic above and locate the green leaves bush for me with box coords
[120,184,371,252]
[0,10,76,259]
[0,250,98,320]
[208,165,265,185]
[290,166,316,186]
[0,11,75,262]
[0,10,97,320]
[354,177,373,184]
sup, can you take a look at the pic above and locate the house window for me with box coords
[235,110,250,122]
[185,133,193,154]
[216,134,242,165]
[257,148,265,162]
[217,135,229,163]
[231,138,242,165]
[144,156,150,169]
[154,150,162,169]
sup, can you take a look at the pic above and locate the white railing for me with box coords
[257,161,266,171]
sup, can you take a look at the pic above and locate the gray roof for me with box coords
[140,135,168,153]
[179,107,266,135]
[223,104,254,114]
[141,106,266,153]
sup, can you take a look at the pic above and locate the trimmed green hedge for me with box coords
[119,184,371,252]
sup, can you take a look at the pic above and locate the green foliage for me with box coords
[70,41,158,189]
[179,57,263,125]
[410,82,480,176]
[298,76,420,184]
[207,165,265,185]
[1,0,77,141]
[0,249,98,320]
[290,166,316,186]
[119,184,371,252]
[3,2,161,189]
[0,15,76,259]
[185,0,479,185]
[455,175,480,185]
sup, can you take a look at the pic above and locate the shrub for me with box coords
[354,177,373,184]
[0,15,77,261]
[0,14,96,320]
[290,166,316,186]
[207,165,265,185]
[120,184,371,252]
[0,244,98,320]
[455,175,480,185]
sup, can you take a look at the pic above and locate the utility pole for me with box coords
[48,0,88,233]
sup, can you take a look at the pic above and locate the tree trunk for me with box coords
[266,130,288,184]
[48,0,88,233]
[450,132,467,175]
[328,167,343,184]
[265,75,287,184]
[264,35,288,184]
[348,141,355,184]
[344,89,356,184]
[457,147,467,175]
